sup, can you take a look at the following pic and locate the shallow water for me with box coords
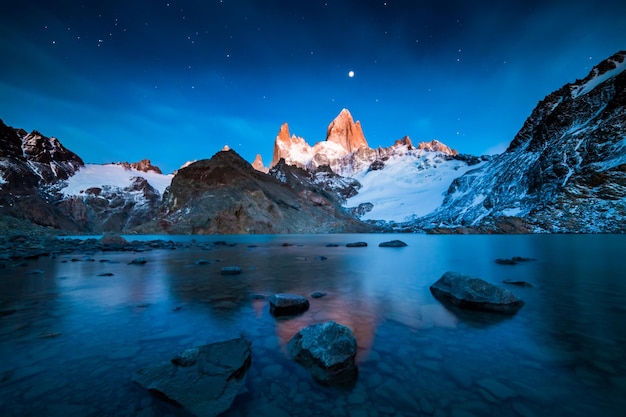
[1,234,625,417]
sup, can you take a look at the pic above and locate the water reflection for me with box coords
[0,234,625,416]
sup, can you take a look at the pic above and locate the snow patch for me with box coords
[572,57,626,98]
[501,207,523,217]
[62,164,173,196]
[346,152,483,222]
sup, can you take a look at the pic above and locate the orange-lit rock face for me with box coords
[271,123,313,168]
[416,139,458,156]
[325,108,368,153]
[252,154,268,173]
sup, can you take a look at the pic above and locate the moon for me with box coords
[348,70,355,78]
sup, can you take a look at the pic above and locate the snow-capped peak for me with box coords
[571,51,626,98]
[61,163,173,196]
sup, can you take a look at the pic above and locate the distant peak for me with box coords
[571,51,626,98]
[116,159,163,174]
[326,109,368,153]
[416,139,458,156]
[252,153,268,173]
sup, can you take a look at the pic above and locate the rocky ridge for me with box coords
[409,50,626,233]
[0,119,171,232]
[139,149,375,234]
[268,108,463,178]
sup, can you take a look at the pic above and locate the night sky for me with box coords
[1,1,625,173]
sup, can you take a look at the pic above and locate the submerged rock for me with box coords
[502,279,533,287]
[430,271,524,314]
[220,266,242,275]
[495,256,535,265]
[129,257,147,265]
[310,291,327,299]
[378,240,407,247]
[133,337,251,417]
[346,242,367,248]
[287,321,358,385]
[269,293,309,316]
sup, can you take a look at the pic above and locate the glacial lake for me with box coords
[1,234,625,417]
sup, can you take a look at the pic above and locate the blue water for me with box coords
[1,234,625,417]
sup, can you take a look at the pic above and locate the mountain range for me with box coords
[1,51,624,234]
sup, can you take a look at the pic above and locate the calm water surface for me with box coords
[1,234,625,417]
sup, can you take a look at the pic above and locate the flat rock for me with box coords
[287,321,358,385]
[430,271,524,314]
[133,337,251,417]
[310,291,327,299]
[346,242,367,248]
[378,240,407,247]
[269,293,309,316]
[220,266,242,275]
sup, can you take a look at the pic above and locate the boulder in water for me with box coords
[133,337,252,417]
[430,271,524,314]
[287,321,358,385]
[269,293,309,316]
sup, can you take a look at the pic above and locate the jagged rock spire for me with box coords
[325,108,368,153]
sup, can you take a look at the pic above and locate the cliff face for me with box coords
[325,108,368,153]
[411,51,626,233]
[269,109,460,177]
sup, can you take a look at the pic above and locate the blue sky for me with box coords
[1,1,625,173]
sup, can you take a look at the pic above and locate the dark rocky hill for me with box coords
[136,150,376,234]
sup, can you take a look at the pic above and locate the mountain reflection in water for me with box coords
[0,234,625,417]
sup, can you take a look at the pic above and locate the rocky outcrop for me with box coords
[430,272,524,314]
[287,321,358,385]
[116,159,163,174]
[0,120,83,188]
[133,337,251,417]
[252,154,268,173]
[0,120,85,230]
[151,149,374,234]
[417,139,458,156]
[325,108,368,153]
[270,123,311,168]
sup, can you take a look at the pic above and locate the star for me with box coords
[348,70,355,78]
